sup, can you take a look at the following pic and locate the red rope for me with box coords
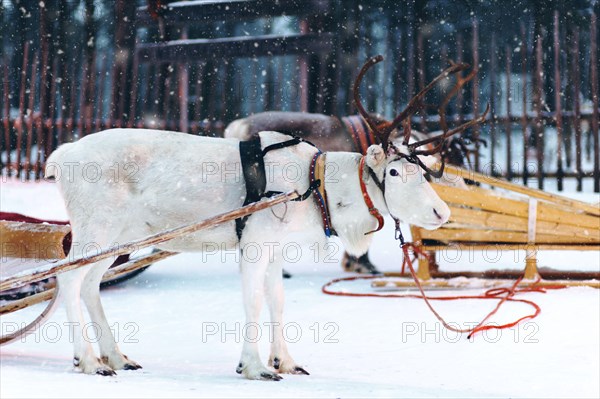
[322,243,567,338]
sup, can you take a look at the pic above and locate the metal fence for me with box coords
[0,4,598,192]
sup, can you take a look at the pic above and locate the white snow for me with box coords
[1,178,599,398]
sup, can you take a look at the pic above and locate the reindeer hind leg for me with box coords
[58,225,120,375]
[81,255,142,371]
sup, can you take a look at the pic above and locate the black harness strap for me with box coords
[236,137,266,239]
[235,136,317,239]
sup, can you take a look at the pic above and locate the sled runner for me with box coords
[373,165,600,289]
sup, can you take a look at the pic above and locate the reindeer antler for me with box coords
[353,55,489,178]
[409,62,487,156]
[353,55,470,151]
[353,55,387,139]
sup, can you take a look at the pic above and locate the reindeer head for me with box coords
[353,55,489,229]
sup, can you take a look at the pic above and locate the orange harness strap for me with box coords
[358,156,385,234]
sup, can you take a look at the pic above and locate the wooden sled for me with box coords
[373,165,600,290]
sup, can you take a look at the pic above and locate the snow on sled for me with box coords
[373,165,600,290]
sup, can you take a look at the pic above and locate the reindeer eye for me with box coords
[389,168,399,177]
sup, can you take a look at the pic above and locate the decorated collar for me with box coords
[359,156,385,234]
[310,151,336,237]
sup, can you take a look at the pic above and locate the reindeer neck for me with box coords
[322,153,386,256]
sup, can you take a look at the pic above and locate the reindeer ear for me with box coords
[365,144,386,170]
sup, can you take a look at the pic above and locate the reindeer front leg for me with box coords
[236,245,282,381]
[265,257,309,375]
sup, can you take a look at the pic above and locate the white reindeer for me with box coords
[39,56,485,379]
[44,123,451,378]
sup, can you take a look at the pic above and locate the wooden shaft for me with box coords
[0,191,299,292]
[102,250,177,281]
[0,250,177,315]
[0,289,54,315]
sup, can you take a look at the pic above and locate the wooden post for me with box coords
[35,2,49,179]
[299,19,309,112]
[520,23,529,186]
[490,33,497,172]
[112,0,137,126]
[45,58,58,161]
[409,226,431,280]
[572,28,583,192]
[15,42,29,178]
[2,64,10,176]
[534,33,544,190]
[553,11,564,191]
[505,45,513,180]
[472,18,480,171]
[24,53,38,178]
[178,27,189,133]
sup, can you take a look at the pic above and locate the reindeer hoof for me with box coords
[272,357,280,369]
[292,366,310,375]
[236,362,244,374]
[260,372,283,381]
[123,362,142,370]
[95,367,117,376]
[342,252,381,275]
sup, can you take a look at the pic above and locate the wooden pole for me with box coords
[1,250,177,316]
[0,191,300,292]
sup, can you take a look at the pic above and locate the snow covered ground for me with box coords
[1,178,599,398]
